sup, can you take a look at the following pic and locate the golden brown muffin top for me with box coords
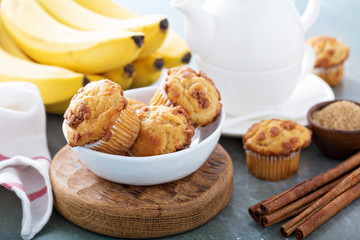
[130,105,194,157]
[243,119,312,156]
[64,79,127,147]
[164,67,222,127]
[127,98,146,111]
[306,36,349,68]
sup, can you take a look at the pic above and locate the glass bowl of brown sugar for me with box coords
[307,99,360,159]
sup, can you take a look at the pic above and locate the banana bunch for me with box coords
[0,0,191,115]
[1,0,146,73]
[75,0,192,69]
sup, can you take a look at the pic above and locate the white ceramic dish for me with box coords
[222,73,334,137]
[63,86,225,186]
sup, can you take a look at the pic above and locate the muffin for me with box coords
[149,67,222,127]
[243,119,312,181]
[127,98,147,111]
[130,105,195,157]
[64,79,140,155]
[306,36,349,86]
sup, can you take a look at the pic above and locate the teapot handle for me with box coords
[298,44,316,83]
[301,0,322,31]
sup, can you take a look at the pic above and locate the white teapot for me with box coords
[172,0,322,116]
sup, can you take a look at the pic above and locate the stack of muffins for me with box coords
[64,67,222,157]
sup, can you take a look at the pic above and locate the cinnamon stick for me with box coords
[260,200,314,228]
[260,174,346,228]
[248,194,284,222]
[248,181,302,221]
[260,151,360,215]
[253,207,262,221]
[294,182,360,240]
[281,166,360,237]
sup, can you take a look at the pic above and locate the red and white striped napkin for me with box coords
[0,82,53,240]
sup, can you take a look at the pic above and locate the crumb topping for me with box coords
[191,88,210,109]
[270,126,280,137]
[64,101,91,128]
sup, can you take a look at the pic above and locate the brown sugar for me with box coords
[312,100,360,130]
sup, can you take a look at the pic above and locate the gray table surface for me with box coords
[1,1,360,239]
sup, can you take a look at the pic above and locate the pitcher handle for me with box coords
[301,0,322,31]
[298,44,316,82]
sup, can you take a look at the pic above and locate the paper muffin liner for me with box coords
[313,64,344,86]
[246,150,300,181]
[85,106,140,155]
[149,83,173,107]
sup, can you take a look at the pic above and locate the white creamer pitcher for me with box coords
[172,0,322,116]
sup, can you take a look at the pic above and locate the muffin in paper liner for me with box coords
[64,79,140,155]
[243,119,311,181]
[246,150,300,181]
[313,64,344,87]
[127,98,147,111]
[85,106,140,155]
[129,105,194,157]
[149,82,173,107]
[149,67,222,127]
[306,35,349,87]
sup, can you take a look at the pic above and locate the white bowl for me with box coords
[62,86,225,186]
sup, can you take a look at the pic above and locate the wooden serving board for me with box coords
[50,144,233,239]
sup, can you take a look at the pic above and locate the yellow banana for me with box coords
[84,64,135,90]
[46,71,135,115]
[156,31,192,68]
[0,11,87,106]
[85,73,106,83]
[1,0,144,74]
[74,0,191,68]
[130,54,164,89]
[74,0,138,18]
[0,10,30,61]
[45,98,72,115]
[0,45,86,105]
[104,64,135,90]
[47,69,135,115]
[46,73,109,115]
[36,0,168,58]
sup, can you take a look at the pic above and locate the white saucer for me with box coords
[222,73,335,137]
